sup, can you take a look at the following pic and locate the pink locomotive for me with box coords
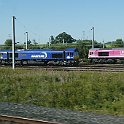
[88,48,124,63]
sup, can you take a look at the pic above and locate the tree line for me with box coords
[2,32,124,59]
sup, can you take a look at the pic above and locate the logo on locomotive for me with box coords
[31,52,47,58]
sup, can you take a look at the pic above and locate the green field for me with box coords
[0,68,124,115]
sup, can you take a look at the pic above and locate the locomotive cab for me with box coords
[65,48,79,66]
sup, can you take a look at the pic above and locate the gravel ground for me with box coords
[0,102,123,124]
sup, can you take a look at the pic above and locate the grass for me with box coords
[0,68,124,116]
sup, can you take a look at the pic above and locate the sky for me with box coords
[0,0,124,44]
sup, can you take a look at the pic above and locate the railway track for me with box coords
[1,64,124,72]
[20,64,124,72]
[0,115,60,124]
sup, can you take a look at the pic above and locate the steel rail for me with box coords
[0,115,61,124]
[19,66,124,72]
[1,64,124,72]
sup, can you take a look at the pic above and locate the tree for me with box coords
[94,41,104,48]
[50,36,55,44]
[4,39,12,46]
[76,40,92,59]
[76,40,103,59]
[112,39,124,47]
[33,39,38,45]
[24,39,32,45]
[4,39,12,49]
[53,32,76,44]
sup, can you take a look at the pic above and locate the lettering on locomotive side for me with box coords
[31,52,47,58]
[31,55,45,58]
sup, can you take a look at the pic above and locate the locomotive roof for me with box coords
[17,48,77,52]
[17,49,53,51]
[0,48,77,53]
[90,48,124,50]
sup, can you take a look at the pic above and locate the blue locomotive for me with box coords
[0,48,79,66]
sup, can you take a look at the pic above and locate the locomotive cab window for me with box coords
[90,52,94,55]
[67,52,73,56]
[70,52,73,56]
[98,52,109,56]
[52,53,63,58]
